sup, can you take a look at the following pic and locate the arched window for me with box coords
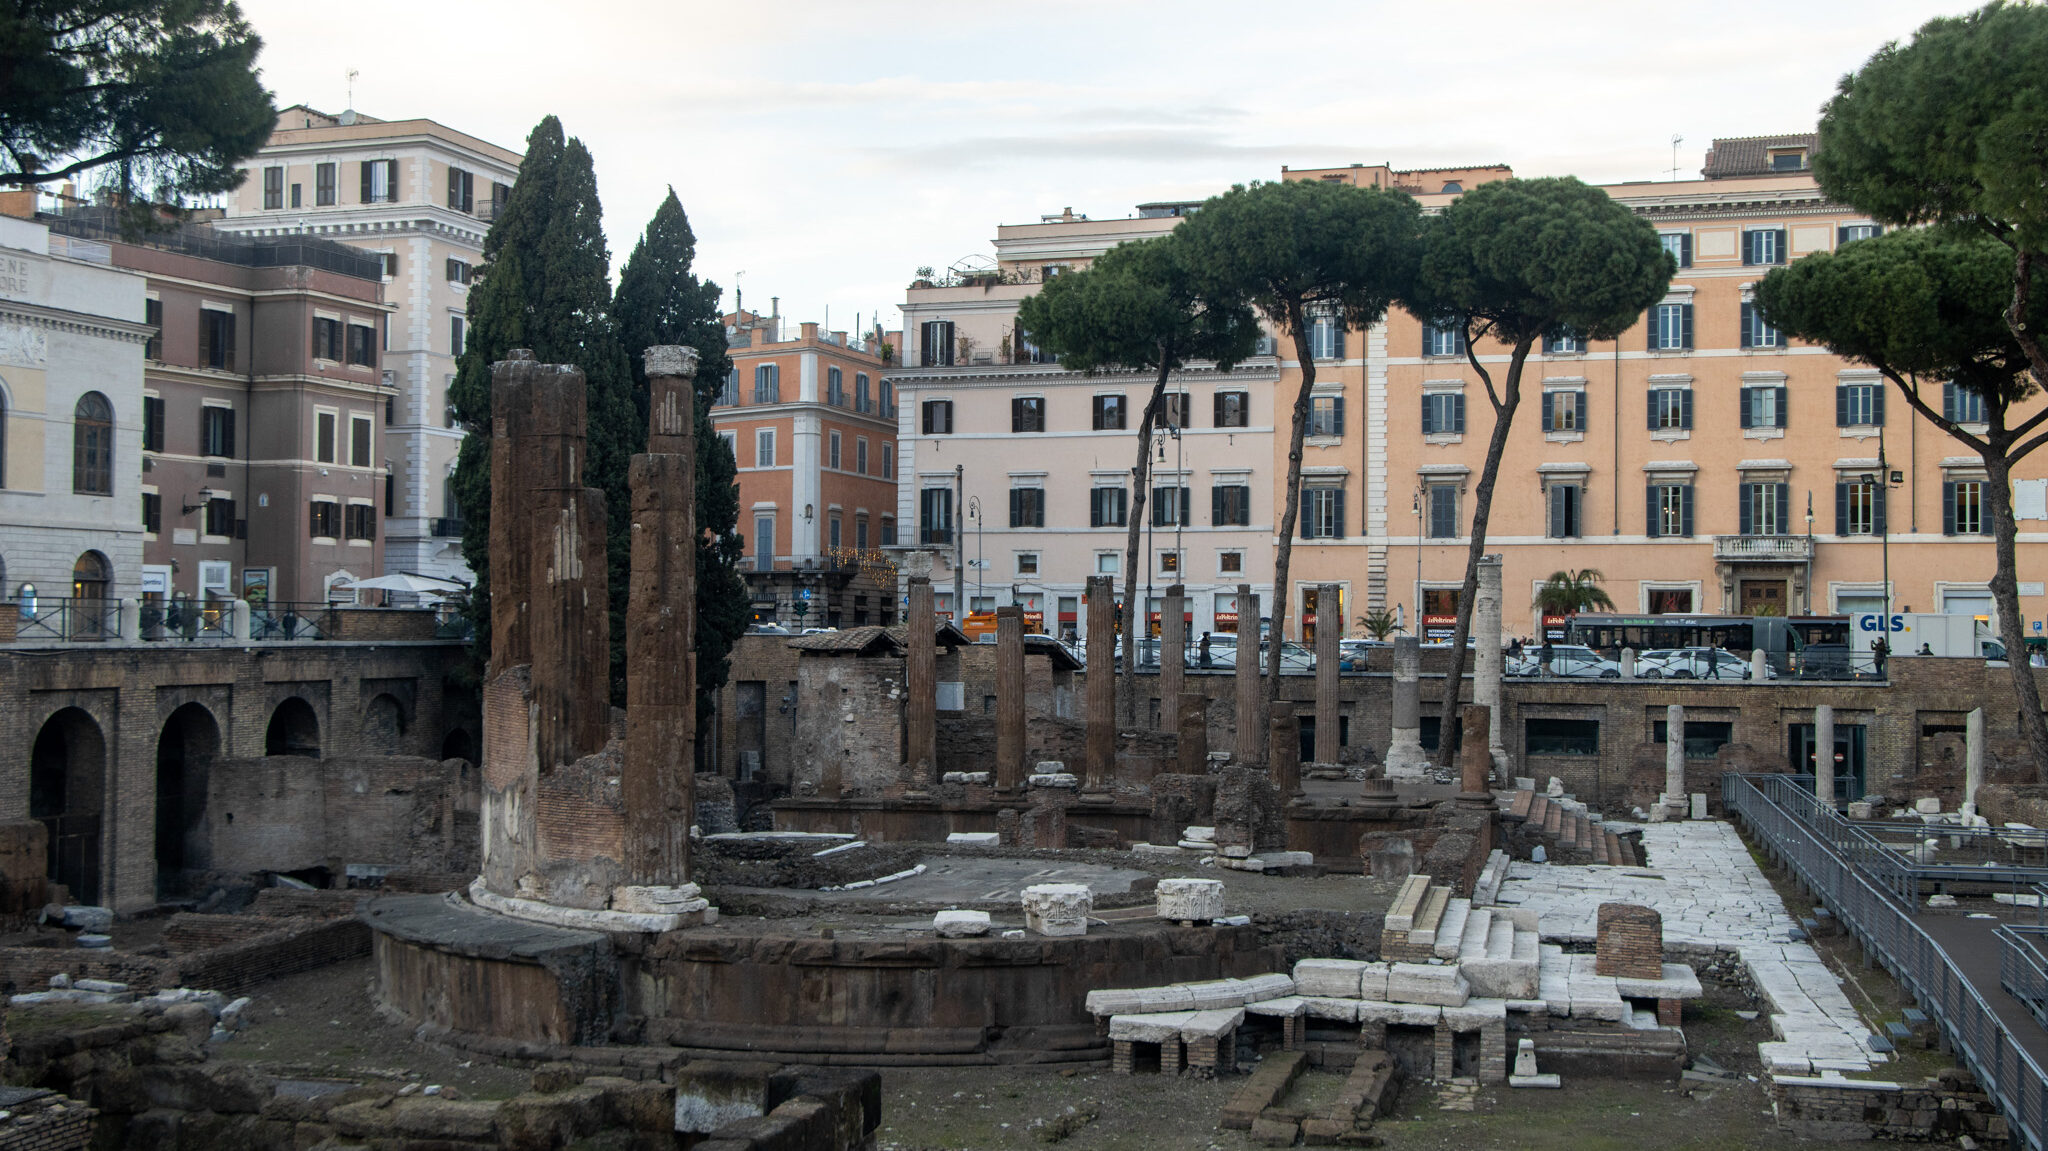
[73,392,112,494]
[1440,181,1464,194]
[71,551,110,601]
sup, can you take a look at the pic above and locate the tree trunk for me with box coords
[1980,448,2048,778]
[1434,341,1531,775]
[1120,362,1171,726]
[1268,302,1317,697]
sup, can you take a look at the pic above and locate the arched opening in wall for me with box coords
[265,697,321,758]
[155,703,219,897]
[70,551,112,640]
[30,707,105,905]
[439,727,474,764]
[360,693,405,756]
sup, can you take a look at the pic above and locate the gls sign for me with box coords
[1854,613,1907,634]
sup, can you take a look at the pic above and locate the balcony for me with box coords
[1713,534,1814,562]
[431,517,466,538]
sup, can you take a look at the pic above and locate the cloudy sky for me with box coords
[237,0,1971,337]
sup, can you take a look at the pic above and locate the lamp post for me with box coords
[1413,485,1425,637]
[1804,490,1815,614]
[966,495,983,609]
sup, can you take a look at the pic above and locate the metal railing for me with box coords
[1765,773,2048,902]
[2001,925,2048,1032]
[1725,771,2048,1150]
[139,602,231,642]
[13,598,120,642]
[249,603,333,641]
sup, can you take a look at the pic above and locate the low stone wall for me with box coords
[0,910,367,997]
[1768,1071,2007,1143]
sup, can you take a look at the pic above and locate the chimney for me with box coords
[800,321,819,340]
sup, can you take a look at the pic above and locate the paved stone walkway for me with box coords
[1495,820,1877,1075]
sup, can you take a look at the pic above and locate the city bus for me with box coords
[1564,613,1798,670]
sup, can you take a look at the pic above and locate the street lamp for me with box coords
[1804,490,1815,614]
[965,495,984,608]
[1413,485,1426,637]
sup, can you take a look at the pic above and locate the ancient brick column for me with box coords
[906,577,938,793]
[1085,575,1116,794]
[1160,584,1186,734]
[1234,585,1264,765]
[624,345,699,887]
[996,605,1027,792]
[1665,703,1686,818]
[1269,700,1301,798]
[1474,556,1506,780]
[1384,636,1426,778]
[1177,693,1208,773]
[1458,703,1492,802]
[1813,704,1834,808]
[1314,583,1341,764]
[1966,706,1986,814]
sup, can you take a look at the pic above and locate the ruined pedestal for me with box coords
[1177,693,1209,774]
[996,605,1027,792]
[1084,576,1116,795]
[1965,706,1985,815]
[1269,700,1301,798]
[1156,878,1225,922]
[1384,637,1426,778]
[1457,704,1492,805]
[1314,583,1342,765]
[1664,703,1687,819]
[1022,883,1093,937]
[1233,585,1264,765]
[906,577,938,794]
[1474,556,1506,779]
[1594,903,1664,980]
[1161,584,1186,734]
[1814,704,1835,808]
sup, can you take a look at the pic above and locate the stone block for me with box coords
[1156,878,1226,921]
[1293,958,1368,998]
[1183,825,1218,843]
[1034,761,1066,774]
[1250,1116,1301,1146]
[673,1061,780,1134]
[1137,986,1197,1013]
[1030,773,1079,789]
[1384,962,1470,1007]
[1181,1007,1245,1040]
[932,910,991,938]
[1358,961,1391,1002]
[1356,1000,1443,1027]
[1263,850,1314,867]
[1021,883,1091,936]
[60,905,114,931]
[1084,988,1146,1017]
[1245,996,1308,1018]
[1108,1011,1195,1043]
[1131,843,1184,855]
[1240,973,1296,1001]
[1300,997,1362,1022]
[941,772,991,785]
[1180,980,1249,1010]
[945,831,999,845]
[1916,797,1942,814]
[612,884,709,916]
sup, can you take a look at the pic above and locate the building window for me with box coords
[316,162,336,206]
[1837,479,1885,536]
[1215,391,1249,428]
[1096,552,1120,575]
[315,411,337,464]
[1159,550,1181,574]
[753,364,781,403]
[347,323,377,367]
[881,444,894,479]
[1018,552,1039,576]
[755,429,775,467]
[826,431,841,470]
[1650,303,1692,351]
[1309,394,1345,437]
[1649,387,1692,431]
[921,398,954,435]
[753,515,774,569]
[143,395,165,451]
[360,159,398,203]
[881,515,897,546]
[1307,311,1345,360]
[1542,390,1585,433]
[1741,384,1788,429]
[1090,485,1128,528]
[263,165,284,209]
[200,308,235,370]
[1838,382,1882,426]
[1526,718,1600,756]
[345,503,376,541]
[920,487,954,544]
[1944,383,1987,425]
[829,514,842,549]
[1421,392,1465,435]
[1009,487,1045,528]
[1423,322,1466,358]
[919,319,955,367]
[880,380,896,417]
[1543,327,1585,354]
[827,366,845,406]
[1646,483,1694,538]
[856,437,869,474]
[856,516,870,550]
[1654,720,1735,760]
[72,392,112,495]
[1740,302,1781,349]
[1743,228,1787,266]
[310,499,340,539]
[450,315,465,357]
[445,258,472,284]
[1151,485,1191,527]
[855,373,872,413]
[1212,484,1251,526]
[447,166,474,213]
[350,415,372,467]
[1155,391,1190,430]
[1302,486,1345,539]
[1946,480,1986,535]
[1092,394,1126,430]
[717,370,738,407]
[1740,481,1789,536]
[143,297,162,359]
[1839,224,1878,244]
[1426,484,1458,538]
[201,406,235,458]
[1660,232,1692,269]
[142,491,161,534]
[1547,482,1583,538]
[1771,149,1807,171]
[204,494,236,538]
[378,252,398,278]
[1012,395,1045,432]
[1220,551,1243,575]
[312,316,343,361]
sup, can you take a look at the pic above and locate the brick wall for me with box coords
[208,754,471,879]
[175,916,370,995]
[1594,903,1664,979]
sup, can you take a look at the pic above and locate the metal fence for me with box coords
[2001,925,2048,1032]
[1724,772,2048,1151]
[1757,773,2048,904]
[249,603,334,641]
[139,601,231,642]
[14,598,119,642]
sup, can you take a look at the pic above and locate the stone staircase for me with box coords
[1503,788,1644,867]
[1379,874,1540,1000]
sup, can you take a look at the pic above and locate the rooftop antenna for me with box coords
[1669,134,1684,182]
[346,69,359,111]
[733,270,744,319]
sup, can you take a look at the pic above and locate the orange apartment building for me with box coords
[711,308,899,627]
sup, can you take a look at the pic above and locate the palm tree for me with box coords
[1356,608,1404,640]
[1534,569,1615,617]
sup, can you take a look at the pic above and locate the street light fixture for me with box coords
[1413,485,1426,637]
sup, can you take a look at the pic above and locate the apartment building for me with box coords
[37,208,396,606]
[214,105,521,592]
[712,310,899,627]
[888,205,1282,638]
[0,213,149,622]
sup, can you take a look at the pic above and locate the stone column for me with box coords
[1085,575,1116,794]
[624,345,699,886]
[1474,555,1506,778]
[1177,693,1209,773]
[1664,704,1686,818]
[1619,648,1635,679]
[1813,704,1835,807]
[1270,700,1302,798]
[1385,636,1426,778]
[1751,648,1769,681]
[996,605,1027,793]
[906,577,938,793]
[1458,703,1492,802]
[1160,584,1186,734]
[1965,706,1986,815]
[1234,585,1264,765]
[1314,583,1341,765]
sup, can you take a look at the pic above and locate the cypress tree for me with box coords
[614,189,750,735]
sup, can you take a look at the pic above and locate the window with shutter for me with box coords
[1427,485,1458,539]
[143,396,164,452]
[1215,391,1248,428]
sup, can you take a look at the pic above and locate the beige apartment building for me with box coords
[888,205,1283,640]
[214,106,521,593]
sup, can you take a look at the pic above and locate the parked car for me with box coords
[1338,638,1385,671]
[1206,640,1317,674]
[1507,644,1621,678]
[1639,647,1767,679]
